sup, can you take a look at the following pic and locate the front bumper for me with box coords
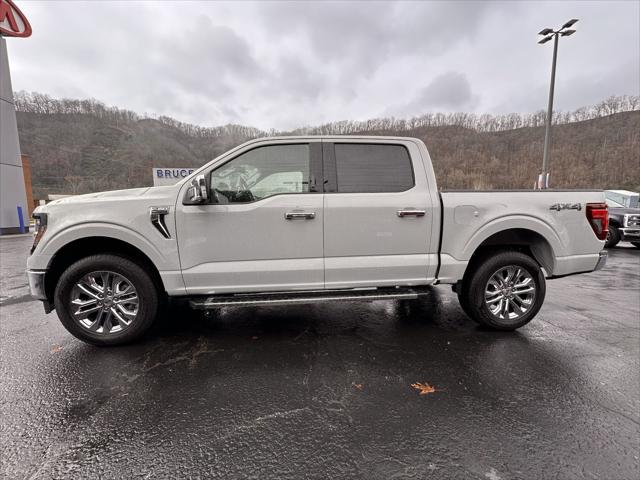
[27,270,47,300]
[619,228,640,241]
[593,250,608,271]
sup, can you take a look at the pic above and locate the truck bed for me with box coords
[437,190,607,282]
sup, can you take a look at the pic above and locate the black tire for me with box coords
[631,242,640,249]
[54,254,159,346]
[605,226,620,249]
[459,250,546,331]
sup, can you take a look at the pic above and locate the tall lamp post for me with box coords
[536,18,578,189]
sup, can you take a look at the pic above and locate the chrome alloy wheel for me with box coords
[484,265,536,321]
[70,271,139,334]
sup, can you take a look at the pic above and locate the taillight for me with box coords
[586,203,608,241]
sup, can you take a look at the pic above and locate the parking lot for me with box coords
[1,234,638,479]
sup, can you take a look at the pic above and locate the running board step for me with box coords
[189,287,431,309]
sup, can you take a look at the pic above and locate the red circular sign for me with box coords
[0,0,31,38]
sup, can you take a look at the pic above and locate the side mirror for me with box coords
[185,174,208,204]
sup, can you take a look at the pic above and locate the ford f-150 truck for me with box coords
[27,137,609,346]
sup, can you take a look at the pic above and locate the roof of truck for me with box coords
[605,189,639,196]
[249,135,423,141]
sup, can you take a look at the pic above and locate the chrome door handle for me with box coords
[285,211,316,220]
[397,209,426,218]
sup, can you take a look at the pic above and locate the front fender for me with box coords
[38,222,178,272]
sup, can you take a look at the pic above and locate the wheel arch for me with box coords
[608,217,622,227]
[463,227,557,279]
[44,236,165,304]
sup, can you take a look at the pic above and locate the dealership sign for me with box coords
[0,0,31,37]
[152,168,196,186]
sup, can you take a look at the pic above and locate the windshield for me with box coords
[605,198,625,208]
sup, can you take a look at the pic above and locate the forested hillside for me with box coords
[14,92,640,197]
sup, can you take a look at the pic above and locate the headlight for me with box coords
[31,212,47,254]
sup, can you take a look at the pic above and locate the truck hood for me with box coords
[46,186,178,206]
[33,186,181,221]
[609,207,640,215]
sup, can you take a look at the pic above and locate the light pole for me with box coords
[536,18,578,189]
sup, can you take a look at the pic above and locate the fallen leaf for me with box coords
[353,383,364,390]
[411,382,440,395]
[50,345,63,354]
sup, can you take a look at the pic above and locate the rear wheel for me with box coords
[458,251,546,330]
[605,226,620,249]
[54,254,159,346]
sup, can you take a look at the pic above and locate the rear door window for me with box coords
[334,143,414,193]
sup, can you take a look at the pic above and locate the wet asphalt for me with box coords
[0,235,638,479]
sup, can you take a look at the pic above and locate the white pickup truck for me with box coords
[27,136,609,346]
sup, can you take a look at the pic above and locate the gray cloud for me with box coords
[271,57,325,101]
[392,71,477,116]
[160,16,264,96]
[257,0,492,86]
[6,0,639,130]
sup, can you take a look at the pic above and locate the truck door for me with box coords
[322,139,435,289]
[175,140,324,295]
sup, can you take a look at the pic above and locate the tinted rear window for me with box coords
[334,144,414,193]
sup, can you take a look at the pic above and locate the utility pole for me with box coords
[536,19,578,189]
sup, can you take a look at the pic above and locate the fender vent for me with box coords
[150,206,171,238]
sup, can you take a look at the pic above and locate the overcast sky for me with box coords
[5,0,640,130]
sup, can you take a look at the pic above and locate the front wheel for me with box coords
[631,242,640,249]
[54,254,159,346]
[458,251,546,330]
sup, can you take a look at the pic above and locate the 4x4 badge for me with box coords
[549,203,582,211]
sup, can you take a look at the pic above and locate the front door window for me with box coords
[210,144,310,203]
